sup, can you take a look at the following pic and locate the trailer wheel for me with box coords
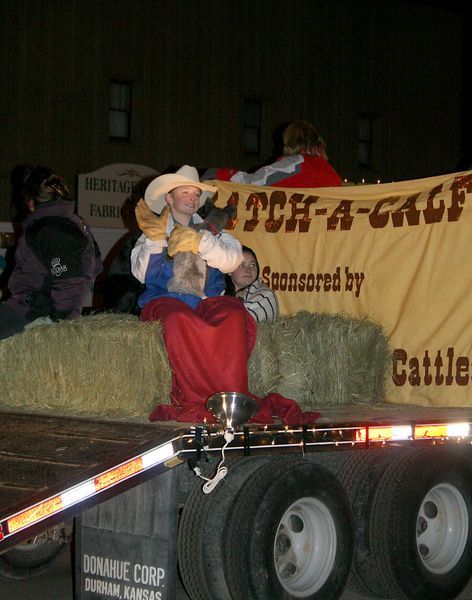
[370,448,472,600]
[224,457,353,600]
[177,456,271,600]
[0,524,69,580]
[337,448,401,598]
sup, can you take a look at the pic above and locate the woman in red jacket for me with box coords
[202,119,341,188]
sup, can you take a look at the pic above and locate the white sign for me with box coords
[78,163,158,228]
[82,552,167,599]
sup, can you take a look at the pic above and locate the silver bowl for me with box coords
[206,392,259,430]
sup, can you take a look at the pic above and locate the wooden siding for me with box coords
[0,0,463,220]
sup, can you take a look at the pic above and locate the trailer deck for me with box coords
[2,404,472,553]
[0,409,186,551]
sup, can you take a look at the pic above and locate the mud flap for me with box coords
[74,468,180,600]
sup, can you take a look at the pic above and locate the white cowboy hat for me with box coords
[144,165,217,213]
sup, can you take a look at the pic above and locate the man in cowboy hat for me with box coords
[131,165,318,426]
[131,164,242,309]
[131,165,253,423]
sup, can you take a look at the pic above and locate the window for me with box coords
[109,81,131,140]
[243,98,262,155]
[358,115,374,169]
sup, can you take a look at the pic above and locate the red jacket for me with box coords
[203,154,341,188]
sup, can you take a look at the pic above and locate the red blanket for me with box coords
[141,296,319,425]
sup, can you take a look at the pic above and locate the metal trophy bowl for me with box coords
[206,392,259,430]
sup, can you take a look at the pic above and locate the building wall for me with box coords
[0,0,463,220]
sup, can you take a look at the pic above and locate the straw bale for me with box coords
[0,314,171,419]
[247,320,281,396]
[248,311,390,410]
[0,310,390,419]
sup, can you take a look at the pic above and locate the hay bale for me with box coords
[247,320,281,396]
[248,311,390,411]
[0,311,390,419]
[0,314,171,419]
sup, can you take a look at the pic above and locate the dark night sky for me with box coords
[407,0,471,164]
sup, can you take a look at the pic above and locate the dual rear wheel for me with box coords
[340,447,472,600]
[178,456,354,600]
[179,449,472,600]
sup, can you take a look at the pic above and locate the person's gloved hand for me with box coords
[135,199,170,241]
[167,224,201,256]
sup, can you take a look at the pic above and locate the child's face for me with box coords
[231,251,258,290]
[166,186,202,220]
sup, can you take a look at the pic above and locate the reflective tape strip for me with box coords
[4,441,176,536]
[414,422,470,439]
[356,422,472,443]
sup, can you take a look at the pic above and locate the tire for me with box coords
[0,524,69,580]
[369,447,472,600]
[224,456,354,600]
[337,448,401,599]
[177,456,272,600]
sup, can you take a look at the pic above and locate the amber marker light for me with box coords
[356,425,412,443]
[414,423,470,439]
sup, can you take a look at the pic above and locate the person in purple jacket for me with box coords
[0,166,102,340]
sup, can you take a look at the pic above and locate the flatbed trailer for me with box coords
[0,410,186,552]
[2,406,472,600]
[2,169,471,598]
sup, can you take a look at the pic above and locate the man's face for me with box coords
[165,186,202,220]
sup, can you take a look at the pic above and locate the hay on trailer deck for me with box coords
[0,314,171,419]
[0,311,390,418]
[248,312,390,410]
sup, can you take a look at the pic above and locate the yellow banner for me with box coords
[211,171,472,408]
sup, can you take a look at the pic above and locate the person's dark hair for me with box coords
[282,119,328,160]
[241,245,259,278]
[22,166,71,206]
[224,245,259,296]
